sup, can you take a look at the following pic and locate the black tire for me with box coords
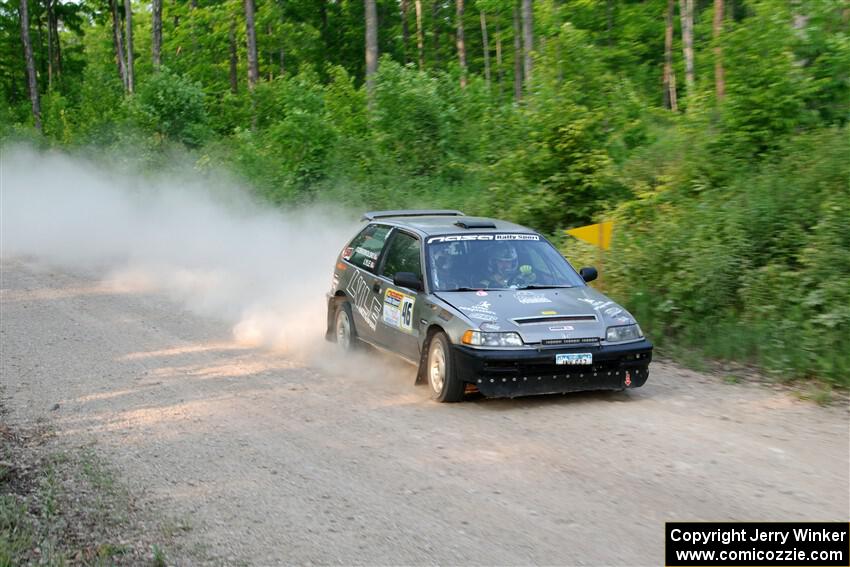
[333,301,358,352]
[425,332,465,403]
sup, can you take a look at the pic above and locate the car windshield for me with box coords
[425,234,586,291]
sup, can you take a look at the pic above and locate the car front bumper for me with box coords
[451,339,653,398]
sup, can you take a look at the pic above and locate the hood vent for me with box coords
[513,315,598,325]
[454,220,497,229]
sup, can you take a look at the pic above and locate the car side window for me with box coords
[344,224,392,271]
[380,232,422,282]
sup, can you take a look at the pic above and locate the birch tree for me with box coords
[245,0,259,89]
[401,0,410,63]
[19,0,41,130]
[415,0,424,69]
[664,0,678,110]
[124,0,134,92]
[513,4,521,100]
[713,0,725,100]
[46,0,60,87]
[679,0,694,94]
[480,10,490,87]
[109,0,127,89]
[364,0,378,98]
[229,16,238,93]
[152,0,162,69]
[521,0,532,88]
[456,0,467,88]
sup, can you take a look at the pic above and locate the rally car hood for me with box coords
[434,286,636,344]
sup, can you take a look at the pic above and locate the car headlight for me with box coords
[462,330,524,347]
[605,324,643,343]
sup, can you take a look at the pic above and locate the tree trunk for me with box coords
[152,0,162,69]
[364,0,378,98]
[124,0,134,93]
[513,4,522,101]
[521,0,532,89]
[245,0,259,89]
[109,0,127,89]
[790,0,809,65]
[229,16,238,93]
[188,0,198,53]
[480,11,490,88]
[267,23,273,79]
[713,0,724,100]
[401,0,409,63]
[663,0,678,110]
[51,1,61,77]
[495,33,502,94]
[415,0,424,69]
[432,0,441,67]
[36,12,46,81]
[456,0,467,88]
[280,2,288,74]
[318,0,327,62]
[20,0,41,131]
[46,0,55,88]
[679,0,694,94]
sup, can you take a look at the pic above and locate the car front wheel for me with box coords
[427,332,464,402]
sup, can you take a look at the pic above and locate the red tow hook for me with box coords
[624,371,632,387]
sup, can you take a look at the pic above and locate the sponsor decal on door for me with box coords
[383,288,416,333]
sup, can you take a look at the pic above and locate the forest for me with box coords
[1,0,848,386]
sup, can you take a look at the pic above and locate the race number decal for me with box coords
[400,295,415,332]
[383,289,416,333]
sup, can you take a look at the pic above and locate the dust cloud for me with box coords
[1,145,361,357]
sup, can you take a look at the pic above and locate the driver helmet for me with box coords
[489,244,519,276]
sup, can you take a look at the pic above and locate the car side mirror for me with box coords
[579,267,598,283]
[393,272,423,291]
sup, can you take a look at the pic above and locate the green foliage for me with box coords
[607,128,850,385]
[132,67,210,147]
[720,3,815,154]
[372,59,454,176]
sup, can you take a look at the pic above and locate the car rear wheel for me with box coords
[334,302,357,351]
[427,332,464,403]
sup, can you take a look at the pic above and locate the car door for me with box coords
[375,230,424,360]
[341,223,393,344]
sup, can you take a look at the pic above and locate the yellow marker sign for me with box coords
[566,221,613,250]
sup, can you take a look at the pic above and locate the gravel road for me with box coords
[2,256,848,565]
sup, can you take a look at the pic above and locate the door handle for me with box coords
[372,280,382,294]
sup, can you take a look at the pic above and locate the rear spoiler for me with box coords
[361,209,465,221]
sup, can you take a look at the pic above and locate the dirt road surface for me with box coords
[2,256,848,565]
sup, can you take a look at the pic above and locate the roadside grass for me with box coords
[649,342,846,405]
[0,417,180,566]
[793,383,835,407]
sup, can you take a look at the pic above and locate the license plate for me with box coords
[555,353,593,365]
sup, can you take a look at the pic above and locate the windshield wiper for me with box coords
[515,284,574,290]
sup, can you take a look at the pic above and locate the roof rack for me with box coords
[454,220,497,229]
[361,210,466,221]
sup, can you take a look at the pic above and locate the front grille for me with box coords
[540,337,599,346]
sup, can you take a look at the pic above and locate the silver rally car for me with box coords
[326,210,652,402]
